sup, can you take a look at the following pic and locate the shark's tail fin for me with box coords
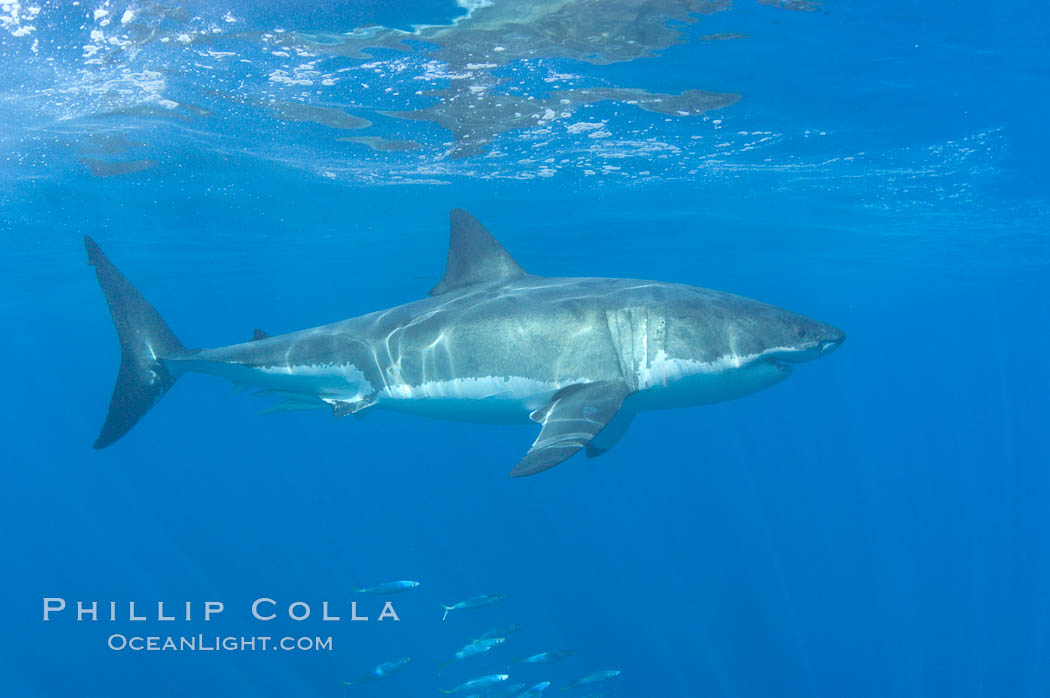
[86,236,192,449]
[441,604,453,621]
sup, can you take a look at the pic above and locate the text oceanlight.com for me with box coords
[107,634,333,652]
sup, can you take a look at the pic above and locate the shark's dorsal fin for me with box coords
[430,209,530,296]
[251,328,270,341]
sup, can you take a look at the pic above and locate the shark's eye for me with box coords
[796,327,807,339]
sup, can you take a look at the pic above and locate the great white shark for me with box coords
[86,209,844,476]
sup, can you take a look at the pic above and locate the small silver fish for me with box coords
[518,681,551,697]
[375,657,411,676]
[561,670,621,690]
[440,593,509,620]
[352,580,420,594]
[341,657,411,686]
[514,649,574,664]
[439,637,505,667]
[439,673,509,694]
[473,623,524,641]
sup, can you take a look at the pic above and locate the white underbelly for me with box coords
[631,358,791,412]
[375,375,569,425]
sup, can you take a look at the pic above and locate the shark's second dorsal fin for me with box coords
[429,209,530,296]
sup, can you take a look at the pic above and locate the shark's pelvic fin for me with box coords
[429,209,531,296]
[85,236,193,449]
[258,399,328,415]
[510,381,631,477]
[326,396,376,419]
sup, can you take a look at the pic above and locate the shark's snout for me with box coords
[818,330,845,357]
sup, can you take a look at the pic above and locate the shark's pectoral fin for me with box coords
[509,382,630,477]
[586,407,636,458]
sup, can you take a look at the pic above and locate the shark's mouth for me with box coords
[765,335,844,365]
[818,338,844,357]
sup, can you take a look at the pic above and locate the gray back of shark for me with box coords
[86,209,844,476]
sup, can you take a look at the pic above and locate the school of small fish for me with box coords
[341,580,623,695]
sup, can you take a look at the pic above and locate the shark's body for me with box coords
[86,209,844,476]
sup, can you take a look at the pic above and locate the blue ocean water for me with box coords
[2,0,1048,696]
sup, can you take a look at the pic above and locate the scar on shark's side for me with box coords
[86,209,844,476]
